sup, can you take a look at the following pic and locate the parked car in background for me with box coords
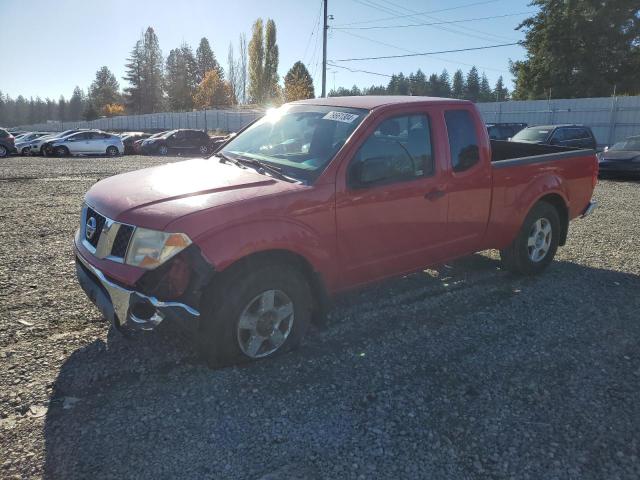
[140,129,212,156]
[0,128,17,158]
[45,130,124,157]
[122,132,151,154]
[486,123,527,140]
[14,132,50,155]
[598,135,640,178]
[511,125,597,150]
[75,96,597,365]
[132,131,168,154]
[31,129,88,155]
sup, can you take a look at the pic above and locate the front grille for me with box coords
[111,225,134,258]
[85,207,106,248]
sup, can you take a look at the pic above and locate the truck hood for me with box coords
[85,158,301,230]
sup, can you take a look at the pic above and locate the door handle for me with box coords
[424,189,446,201]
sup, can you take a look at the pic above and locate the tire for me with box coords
[198,263,312,367]
[157,144,169,156]
[106,146,119,157]
[54,146,69,157]
[21,147,31,156]
[199,145,209,155]
[0,145,7,158]
[500,201,561,275]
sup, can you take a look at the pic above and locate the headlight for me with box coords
[125,228,191,269]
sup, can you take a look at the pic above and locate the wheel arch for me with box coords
[214,249,331,325]
[534,192,569,246]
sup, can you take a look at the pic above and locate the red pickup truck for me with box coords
[75,96,597,365]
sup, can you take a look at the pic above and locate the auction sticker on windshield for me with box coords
[323,111,360,123]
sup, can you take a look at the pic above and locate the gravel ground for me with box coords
[1,155,639,479]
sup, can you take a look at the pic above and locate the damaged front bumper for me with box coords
[75,253,200,332]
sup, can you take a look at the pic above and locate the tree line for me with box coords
[0,20,315,127]
[329,67,509,102]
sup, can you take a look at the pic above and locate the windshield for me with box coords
[512,128,551,142]
[611,138,640,151]
[220,104,368,182]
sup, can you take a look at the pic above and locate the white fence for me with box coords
[16,96,640,148]
[477,95,640,147]
[18,109,264,134]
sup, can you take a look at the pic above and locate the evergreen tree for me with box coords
[123,39,144,113]
[494,76,509,101]
[427,73,440,96]
[452,69,465,99]
[165,43,198,110]
[409,69,427,96]
[465,66,480,102]
[512,0,640,99]
[387,73,410,95]
[124,27,164,113]
[284,61,315,102]
[83,103,99,121]
[248,19,265,103]
[58,95,67,121]
[439,70,452,98]
[196,37,223,83]
[14,96,28,125]
[68,87,85,120]
[479,73,493,102]
[90,66,121,113]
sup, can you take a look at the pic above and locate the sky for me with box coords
[0,0,532,101]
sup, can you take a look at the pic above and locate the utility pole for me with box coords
[321,0,328,98]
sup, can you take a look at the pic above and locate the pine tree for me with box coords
[90,66,121,114]
[196,37,223,83]
[409,69,427,96]
[284,61,315,102]
[427,73,440,96]
[248,19,265,103]
[494,76,509,101]
[165,43,198,110]
[452,70,465,99]
[68,87,85,120]
[141,27,164,113]
[439,70,452,98]
[465,66,480,102]
[58,95,67,121]
[123,39,144,113]
[479,72,493,102]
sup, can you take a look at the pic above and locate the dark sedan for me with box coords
[598,135,640,178]
[140,129,213,156]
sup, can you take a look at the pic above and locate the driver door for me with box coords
[335,111,449,288]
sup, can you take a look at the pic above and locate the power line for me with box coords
[333,42,520,62]
[333,28,510,74]
[334,0,502,27]
[351,0,512,44]
[303,0,324,64]
[327,62,393,78]
[333,11,533,30]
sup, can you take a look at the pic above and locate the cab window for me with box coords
[348,114,434,187]
[445,110,480,172]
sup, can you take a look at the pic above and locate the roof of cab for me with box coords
[291,95,471,110]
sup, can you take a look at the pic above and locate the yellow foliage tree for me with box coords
[193,70,236,109]
[102,103,126,117]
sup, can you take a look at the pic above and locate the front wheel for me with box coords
[500,201,561,275]
[199,145,209,155]
[21,147,31,156]
[157,144,169,156]
[54,146,69,157]
[198,264,312,367]
[0,145,7,158]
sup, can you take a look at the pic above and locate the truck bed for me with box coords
[490,140,590,167]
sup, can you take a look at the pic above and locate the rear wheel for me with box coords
[106,146,119,157]
[500,201,561,275]
[21,147,31,156]
[0,145,7,158]
[198,264,312,367]
[54,146,69,157]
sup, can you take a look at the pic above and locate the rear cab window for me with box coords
[444,110,480,172]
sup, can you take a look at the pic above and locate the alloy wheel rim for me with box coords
[527,217,552,262]
[0,146,6,156]
[236,289,294,359]
[200,145,208,153]
[159,146,167,155]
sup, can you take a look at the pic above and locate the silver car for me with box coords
[29,129,87,155]
[47,130,125,157]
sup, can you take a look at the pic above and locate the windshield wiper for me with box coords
[234,156,297,183]
[216,152,246,168]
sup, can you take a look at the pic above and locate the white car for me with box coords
[29,129,87,155]
[46,130,125,156]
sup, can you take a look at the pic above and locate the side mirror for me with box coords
[604,146,609,152]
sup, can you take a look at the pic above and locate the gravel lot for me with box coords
[1,155,639,479]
